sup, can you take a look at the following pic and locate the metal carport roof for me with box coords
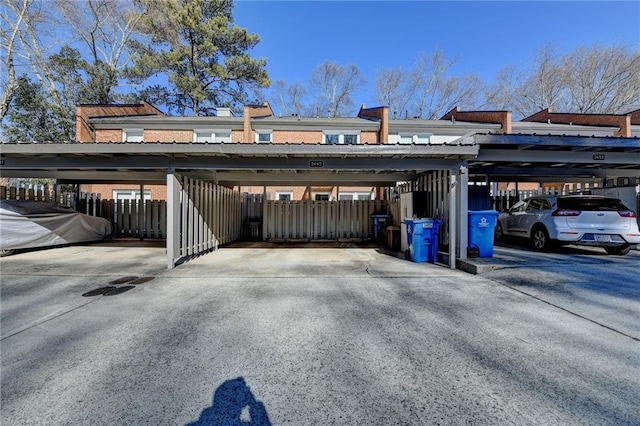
[469,133,640,182]
[0,141,478,186]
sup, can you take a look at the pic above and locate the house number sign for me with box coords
[309,160,324,168]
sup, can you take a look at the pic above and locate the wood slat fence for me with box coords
[492,186,563,211]
[177,178,242,257]
[0,186,168,239]
[263,199,395,241]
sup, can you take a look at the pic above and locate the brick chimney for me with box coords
[243,101,274,143]
[358,104,389,143]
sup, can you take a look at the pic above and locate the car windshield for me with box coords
[557,197,627,212]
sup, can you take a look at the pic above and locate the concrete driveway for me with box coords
[1,242,639,425]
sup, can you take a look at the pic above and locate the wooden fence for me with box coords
[263,199,394,241]
[1,186,168,239]
[492,186,564,211]
[0,185,52,201]
[179,178,242,253]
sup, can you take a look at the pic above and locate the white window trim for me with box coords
[398,133,414,144]
[396,133,432,144]
[194,129,232,143]
[415,133,432,144]
[275,191,293,201]
[338,191,373,201]
[112,189,151,201]
[255,130,273,143]
[323,131,360,145]
[122,128,144,143]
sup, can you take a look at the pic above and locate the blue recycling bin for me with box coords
[406,218,442,263]
[371,214,391,240]
[468,210,500,257]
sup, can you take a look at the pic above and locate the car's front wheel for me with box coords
[531,226,553,251]
[495,223,504,242]
[605,245,631,256]
[0,249,15,257]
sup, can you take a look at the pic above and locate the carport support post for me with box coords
[167,168,181,269]
[458,164,468,260]
[449,169,457,269]
[139,184,144,240]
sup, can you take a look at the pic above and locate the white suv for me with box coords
[495,195,640,255]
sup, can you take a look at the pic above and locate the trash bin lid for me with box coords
[468,210,499,216]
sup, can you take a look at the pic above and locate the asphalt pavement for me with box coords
[1,242,639,425]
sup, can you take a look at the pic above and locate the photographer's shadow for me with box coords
[186,377,271,426]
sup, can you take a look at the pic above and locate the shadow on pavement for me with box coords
[186,377,271,426]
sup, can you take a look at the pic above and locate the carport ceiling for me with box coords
[0,142,478,186]
[470,133,640,181]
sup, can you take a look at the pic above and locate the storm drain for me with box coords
[103,286,135,296]
[109,276,138,285]
[129,277,155,285]
[82,286,116,297]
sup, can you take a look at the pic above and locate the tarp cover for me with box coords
[0,200,112,250]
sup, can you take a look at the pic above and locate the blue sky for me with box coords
[233,1,640,110]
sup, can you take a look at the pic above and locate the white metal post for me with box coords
[449,169,457,269]
[459,164,469,260]
[167,168,181,269]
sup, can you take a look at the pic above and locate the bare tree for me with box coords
[374,67,411,118]
[54,0,145,102]
[559,45,640,114]
[380,49,482,120]
[484,44,640,118]
[2,0,61,108]
[482,66,523,112]
[273,79,307,116]
[0,0,31,122]
[514,44,565,117]
[309,61,366,117]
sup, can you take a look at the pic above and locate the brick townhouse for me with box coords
[76,101,640,202]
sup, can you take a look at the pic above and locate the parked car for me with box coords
[495,195,640,255]
[0,200,112,257]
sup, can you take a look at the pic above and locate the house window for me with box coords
[343,134,358,144]
[123,129,143,143]
[396,133,432,144]
[194,130,232,143]
[323,132,360,144]
[275,191,293,201]
[256,131,272,143]
[216,132,231,143]
[339,192,372,201]
[314,193,330,201]
[324,134,339,144]
[399,134,413,144]
[415,134,431,144]
[113,189,151,201]
[194,131,212,143]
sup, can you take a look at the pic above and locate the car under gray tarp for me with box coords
[0,200,111,252]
